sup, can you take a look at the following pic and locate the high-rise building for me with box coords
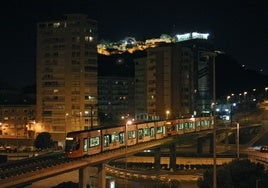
[36,14,98,142]
[135,36,215,120]
[98,76,135,124]
[134,57,148,120]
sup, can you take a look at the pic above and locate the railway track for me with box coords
[0,151,72,180]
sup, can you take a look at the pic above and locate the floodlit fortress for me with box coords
[97,32,210,55]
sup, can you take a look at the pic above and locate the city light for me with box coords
[166,110,170,119]
[97,32,210,55]
[125,119,132,188]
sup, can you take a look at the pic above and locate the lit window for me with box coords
[53,22,60,28]
[85,36,94,42]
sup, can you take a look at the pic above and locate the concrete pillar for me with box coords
[169,143,176,171]
[79,166,93,188]
[209,133,214,154]
[98,163,106,188]
[79,166,98,188]
[154,147,161,170]
[224,129,229,144]
[197,137,204,154]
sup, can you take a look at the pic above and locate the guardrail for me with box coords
[105,164,202,182]
[247,153,268,168]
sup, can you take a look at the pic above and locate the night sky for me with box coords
[0,0,267,87]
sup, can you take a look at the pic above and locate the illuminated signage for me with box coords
[175,32,209,42]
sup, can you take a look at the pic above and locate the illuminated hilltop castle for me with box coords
[97,32,210,55]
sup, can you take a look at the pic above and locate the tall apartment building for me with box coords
[135,38,215,120]
[98,76,135,124]
[36,14,98,141]
[134,57,148,120]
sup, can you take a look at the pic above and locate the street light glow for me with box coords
[125,119,132,188]
[166,110,170,119]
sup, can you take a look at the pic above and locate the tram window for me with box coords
[150,127,155,137]
[84,138,88,152]
[90,136,100,147]
[169,124,175,131]
[103,135,110,148]
[144,128,150,136]
[138,129,143,139]
[177,123,184,130]
[119,132,124,143]
[75,140,80,150]
[184,122,189,129]
[112,133,119,142]
[128,130,136,139]
[157,126,163,133]
[189,122,194,128]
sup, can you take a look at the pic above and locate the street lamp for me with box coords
[65,113,69,138]
[166,110,170,119]
[125,120,132,188]
[243,91,248,102]
[212,52,217,188]
[235,122,240,159]
[227,95,230,103]
[201,51,217,188]
[230,103,236,125]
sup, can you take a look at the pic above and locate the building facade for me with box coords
[0,104,36,138]
[134,57,148,120]
[98,76,135,124]
[134,39,215,120]
[36,14,98,141]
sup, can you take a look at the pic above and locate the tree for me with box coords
[197,159,266,188]
[34,132,54,150]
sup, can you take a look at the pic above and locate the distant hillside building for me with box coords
[36,14,98,141]
[134,39,215,120]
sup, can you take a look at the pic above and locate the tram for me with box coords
[65,116,214,158]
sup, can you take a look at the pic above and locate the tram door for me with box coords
[150,127,155,138]
[103,134,111,149]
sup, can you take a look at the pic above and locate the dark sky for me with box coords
[0,0,267,87]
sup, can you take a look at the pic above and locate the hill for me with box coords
[98,51,268,99]
[216,54,268,98]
